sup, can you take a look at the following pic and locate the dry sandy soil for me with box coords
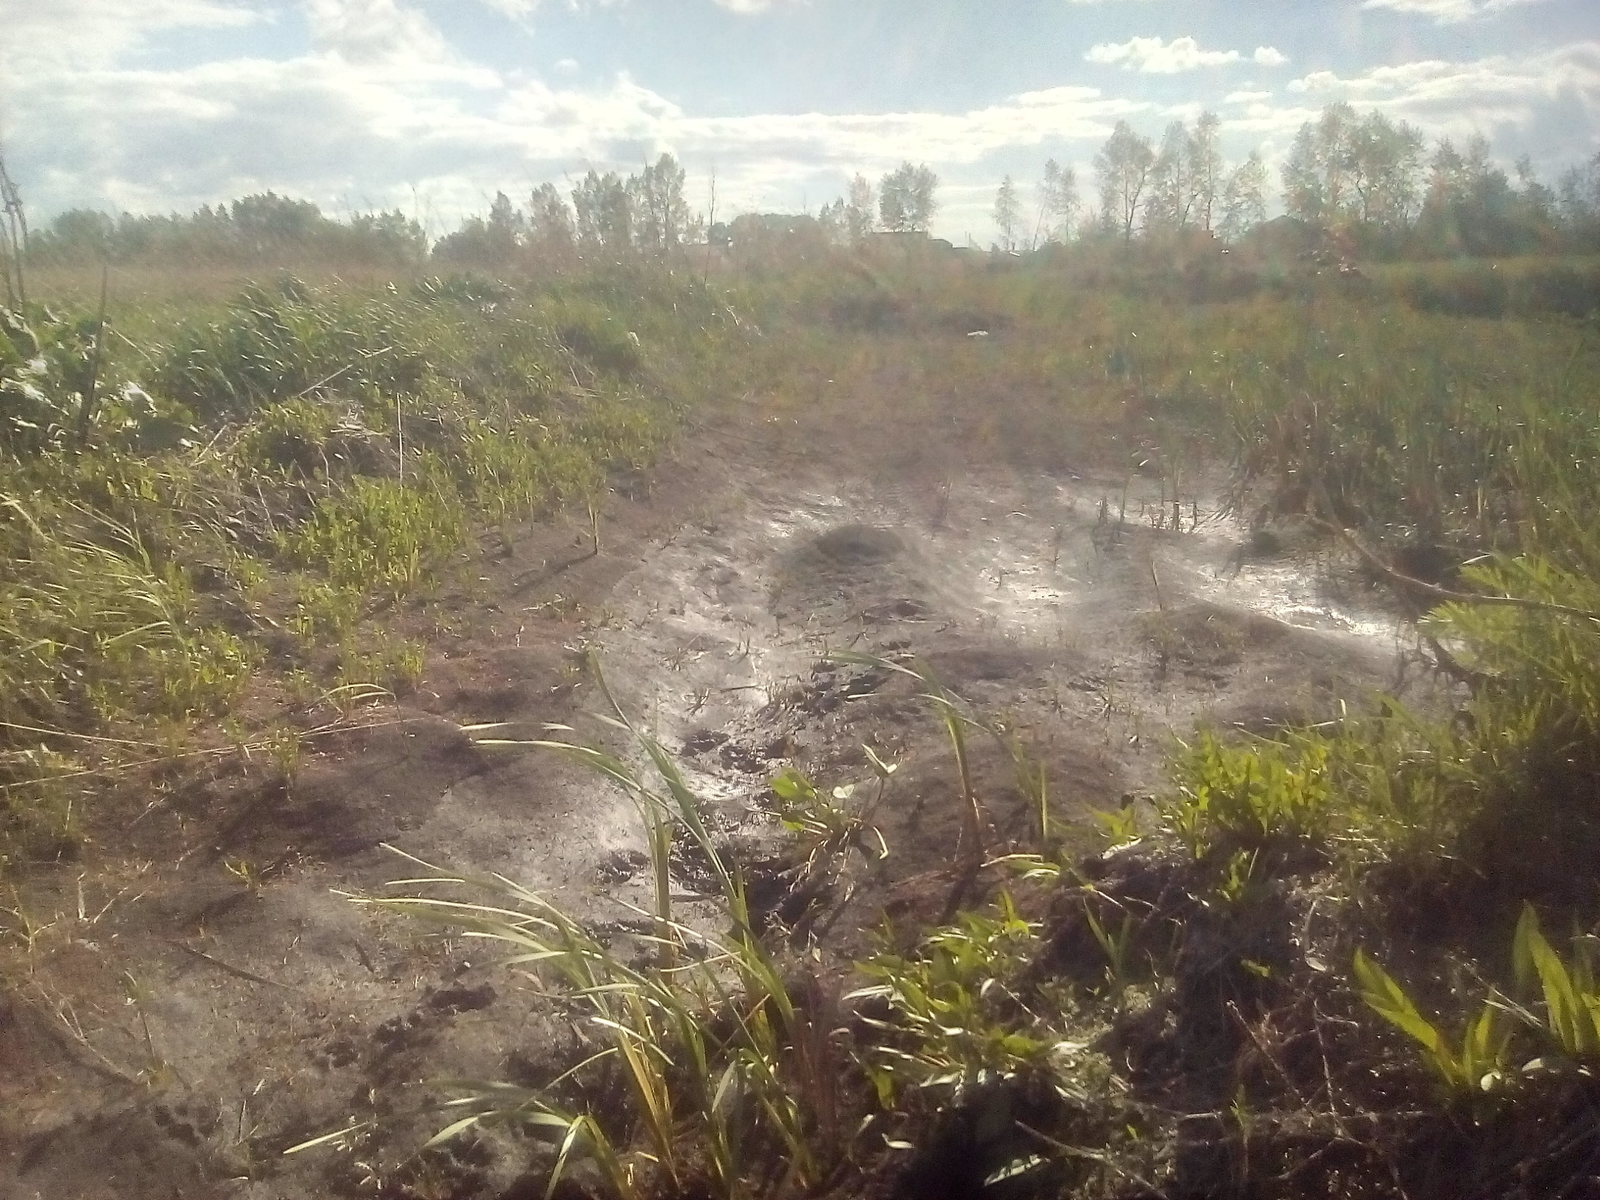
[0,334,1423,1200]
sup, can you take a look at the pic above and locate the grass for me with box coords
[324,658,1133,1200]
[339,667,861,1199]
[742,250,1600,1194]
[0,265,743,875]
[11,240,1600,1197]
[349,257,1600,1195]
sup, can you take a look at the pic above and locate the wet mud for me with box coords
[0,405,1423,1200]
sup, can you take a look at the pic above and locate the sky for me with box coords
[3,0,1598,245]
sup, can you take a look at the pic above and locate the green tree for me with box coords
[573,170,632,254]
[1282,103,1423,242]
[528,182,575,261]
[486,190,525,259]
[347,209,426,265]
[1416,133,1549,255]
[1513,156,1559,249]
[572,171,605,251]
[1557,151,1600,249]
[1037,158,1079,245]
[1346,112,1424,230]
[1219,149,1268,241]
[629,153,691,252]
[1282,102,1357,226]
[228,192,325,256]
[32,209,116,262]
[878,162,939,233]
[1095,120,1156,243]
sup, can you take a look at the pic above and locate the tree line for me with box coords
[1039,102,1600,258]
[26,192,428,268]
[15,103,1600,272]
[1281,102,1599,257]
[436,157,943,264]
[17,153,946,271]
[434,154,696,264]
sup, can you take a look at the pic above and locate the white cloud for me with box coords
[554,57,580,73]
[1359,0,1545,22]
[1265,44,1600,159]
[1085,35,1286,74]
[1285,44,1599,110]
[7,6,1149,240]
[304,0,456,65]
[6,0,1595,243]
[4,0,263,74]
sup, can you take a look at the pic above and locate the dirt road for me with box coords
[1,360,1417,1200]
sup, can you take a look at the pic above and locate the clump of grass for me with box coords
[281,469,468,596]
[325,659,1132,1200]
[1215,298,1600,568]
[343,674,851,1199]
[156,276,427,425]
[0,264,739,872]
[1356,902,1600,1097]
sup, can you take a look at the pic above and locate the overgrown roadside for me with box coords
[0,265,754,1193]
[0,269,744,866]
[7,256,1600,1200]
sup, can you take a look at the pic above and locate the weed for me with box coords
[1354,903,1600,1098]
[347,696,845,1198]
[767,761,891,871]
[850,893,1091,1108]
[282,471,468,596]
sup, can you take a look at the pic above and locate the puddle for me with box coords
[582,466,1420,884]
[1185,523,1408,647]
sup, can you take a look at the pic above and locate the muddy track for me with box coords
[0,395,1420,1200]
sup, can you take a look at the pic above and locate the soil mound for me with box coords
[802,523,907,568]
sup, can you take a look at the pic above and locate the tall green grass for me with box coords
[0,267,740,873]
[344,672,854,1200]
[327,661,1127,1200]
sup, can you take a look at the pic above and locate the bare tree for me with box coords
[1189,111,1224,232]
[993,175,1021,251]
[572,170,632,254]
[0,146,29,306]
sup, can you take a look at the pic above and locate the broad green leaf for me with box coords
[1353,949,1452,1072]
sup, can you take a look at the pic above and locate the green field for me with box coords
[6,237,1600,1199]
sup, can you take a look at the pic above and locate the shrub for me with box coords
[1401,262,1509,318]
[280,470,468,595]
[1511,263,1600,319]
[158,277,427,424]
